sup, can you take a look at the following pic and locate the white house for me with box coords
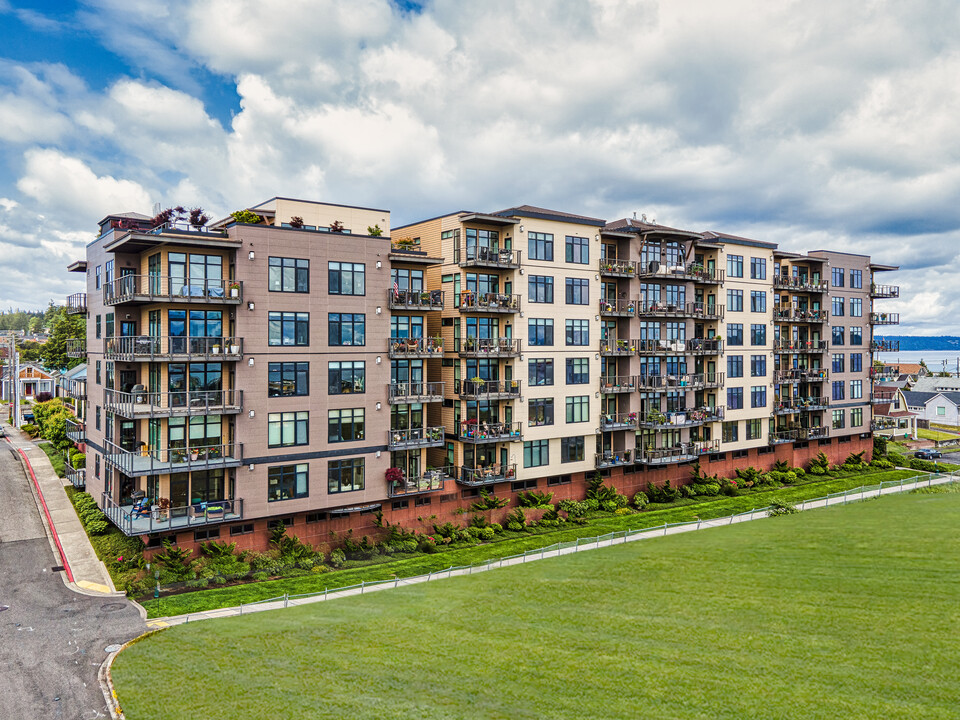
[902,390,960,427]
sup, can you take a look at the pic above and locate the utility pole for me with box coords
[10,334,20,427]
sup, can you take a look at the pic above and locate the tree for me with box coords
[41,307,85,371]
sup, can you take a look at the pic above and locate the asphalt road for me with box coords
[0,441,144,719]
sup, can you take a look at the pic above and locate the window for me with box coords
[528,232,554,261]
[230,523,254,536]
[95,265,102,290]
[561,436,585,463]
[528,398,554,426]
[328,361,365,394]
[268,362,308,397]
[750,355,766,377]
[727,323,743,346]
[512,479,538,492]
[728,355,743,378]
[328,408,365,442]
[268,312,309,346]
[751,386,767,408]
[523,439,549,468]
[727,289,743,312]
[566,358,589,384]
[937,406,946,416]
[851,407,863,426]
[528,359,554,386]
[528,275,554,303]
[328,313,366,346]
[851,269,862,289]
[96,315,101,339]
[750,291,766,313]
[832,409,845,429]
[750,324,766,345]
[832,326,844,345]
[268,257,309,292]
[328,262,365,295]
[565,236,589,264]
[565,319,589,346]
[547,474,573,486]
[750,257,766,280]
[306,512,327,523]
[328,458,364,493]
[832,353,845,373]
[268,463,309,501]
[193,528,220,542]
[268,411,309,447]
[832,268,845,287]
[566,396,589,423]
[832,380,845,401]
[722,421,739,443]
[850,327,863,345]
[850,298,862,317]
[565,278,589,305]
[851,380,863,399]
[727,254,743,278]
[267,517,294,530]
[727,387,743,409]
[832,297,844,317]
[850,353,862,372]
[746,418,762,440]
[528,318,554,346]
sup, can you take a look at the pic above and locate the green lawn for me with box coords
[36,441,65,477]
[917,428,959,442]
[142,468,920,618]
[112,491,960,720]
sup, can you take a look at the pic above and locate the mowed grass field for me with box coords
[112,492,960,720]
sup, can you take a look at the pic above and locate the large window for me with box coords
[528,359,554,386]
[268,362,308,397]
[328,313,366,346]
[728,355,743,378]
[832,267,845,287]
[565,278,589,305]
[528,399,554,426]
[328,408,365,442]
[268,312,309,346]
[850,353,863,372]
[524,439,549,468]
[851,407,863,426]
[750,257,766,280]
[565,319,589,346]
[566,358,589,384]
[727,387,743,410]
[832,326,844,345]
[561,436,585,463]
[850,327,863,345]
[832,409,845,429]
[750,291,766,313]
[832,297,845,317]
[268,464,309,502]
[528,318,554,346]
[268,257,309,293]
[746,418,762,440]
[528,232,554,261]
[750,324,766,346]
[851,380,863,399]
[851,269,862,289]
[328,458,364,494]
[565,236,589,264]
[328,361,365,394]
[727,323,743,346]
[268,411,309,447]
[727,289,743,312]
[328,262,365,295]
[832,381,845,401]
[727,254,743,278]
[528,275,554,303]
[566,396,589,423]
[850,298,862,317]
[750,355,766,377]
[722,421,739,443]
[751,386,767,408]
[832,353,845,373]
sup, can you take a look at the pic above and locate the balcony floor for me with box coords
[115,503,242,535]
[105,453,242,477]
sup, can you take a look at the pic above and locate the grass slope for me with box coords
[37,441,65,477]
[113,491,960,720]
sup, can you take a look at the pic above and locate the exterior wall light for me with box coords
[248,251,255,260]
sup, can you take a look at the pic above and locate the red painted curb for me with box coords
[17,446,75,583]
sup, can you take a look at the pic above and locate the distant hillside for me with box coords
[878,336,960,351]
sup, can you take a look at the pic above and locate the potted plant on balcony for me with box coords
[386,466,403,492]
[157,497,171,521]
[211,342,221,354]
[229,342,240,354]
[229,282,240,298]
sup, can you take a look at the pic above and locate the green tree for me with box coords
[41,307,85,371]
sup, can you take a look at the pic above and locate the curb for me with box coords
[102,630,166,719]
[15,446,74,582]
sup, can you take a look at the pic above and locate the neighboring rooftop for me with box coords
[494,205,606,227]
[910,376,960,393]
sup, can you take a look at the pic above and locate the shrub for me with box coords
[153,540,194,578]
[506,522,524,532]
[479,527,495,541]
[600,500,618,513]
[505,507,526,530]
[559,499,587,517]
[465,526,482,539]
[768,499,800,516]
[632,491,649,510]
[873,435,888,457]
[329,548,346,567]
[807,452,830,475]
[200,540,238,559]
[887,451,906,466]
[489,523,503,534]
[432,522,459,539]
[736,466,764,485]
[469,489,510,511]
[418,538,438,553]
[720,479,739,496]
[469,514,490,529]
[21,423,40,437]
[614,507,632,516]
[909,458,936,472]
[841,451,869,472]
[516,490,555,508]
[583,498,600,511]
[871,458,894,469]
[647,479,679,503]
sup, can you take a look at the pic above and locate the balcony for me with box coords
[774,307,829,323]
[387,426,445,450]
[103,440,243,477]
[601,337,642,356]
[66,338,86,358]
[774,339,828,353]
[870,366,900,379]
[386,288,444,312]
[388,468,451,497]
[637,406,724,428]
[456,337,521,358]
[636,440,720,465]
[456,292,521,314]
[637,261,724,284]
[599,258,636,278]
[870,284,900,299]
[772,398,829,415]
[101,493,243,537]
[459,379,521,400]
[388,336,444,359]
[65,418,85,444]
[388,381,445,404]
[600,376,637,394]
[774,369,829,384]
[104,336,243,361]
[459,246,522,270]
[773,276,829,292]
[599,298,637,317]
[769,427,829,444]
[64,455,85,489]
[595,449,634,468]
[104,389,243,419]
[637,373,723,391]
[871,388,897,404]
[63,378,86,400]
[687,338,724,355]
[636,302,723,320]
[457,464,517,486]
[104,276,242,306]
[870,419,898,431]
[66,293,87,315]
[458,420,523,444]
[600,411,639,431]
[871,340,899,353]
[870,312,900,326]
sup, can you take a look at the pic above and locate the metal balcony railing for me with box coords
[386,289,445,311]
[636,302,723,320]
[457,464,517,486]
[772,276,829,292]
[871,340,899,352]
[600,412,639,431]
[101,493,243,537]
[104,336,243,361]
[104,276,242,305]
[636,440,720,465]
[870,284,900,299]
[388,468,451,497]
[595,450,633,468]
[637,406,724,428]
[600,337,642,355]
[769,427,829,444]
[65,418,85,444]
[66,293,87,314]
[387,426,445,450]
[687,338,724,354]
[636,373,723,390]
[774,368,829,383]
[598,258,636,277]
[870,312,900,325]
[64,456,85,489]
[637,261,724,284]
[774,307,829,323]
[458,420,523,443]
[103,389,243,419]
[388,381,445,404]
[458,379,521,399]
[102,439,243,477]
[774,339,828,353]
[66,338,86,358]
[459,246,522,269]
[388,336,444,358]
[599,298,637,317]
[772,397,829,414]
[456,337,521,357]
[456,292,521,313]
[600,376,637,393]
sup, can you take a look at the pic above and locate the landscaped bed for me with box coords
[111,489,960,720]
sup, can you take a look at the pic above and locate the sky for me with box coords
[0,0,957,333]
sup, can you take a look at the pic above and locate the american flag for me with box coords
[393,281,400,298]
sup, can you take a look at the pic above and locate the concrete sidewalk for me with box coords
[1,421,121,596]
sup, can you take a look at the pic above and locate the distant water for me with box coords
[881,351,960,375]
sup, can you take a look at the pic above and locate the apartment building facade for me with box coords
[66,200,896,554]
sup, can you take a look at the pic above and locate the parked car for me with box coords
[914,449,942,459]
[0,426,5,437]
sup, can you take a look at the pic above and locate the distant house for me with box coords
[910,376,960,393]
[0,362,55,401]
[872,387,917,438]
[54,363,87,420]
[902,390,960,426]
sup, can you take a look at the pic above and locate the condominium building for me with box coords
[65,200,898,553]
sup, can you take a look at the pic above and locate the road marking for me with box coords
[76,581,112,594]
